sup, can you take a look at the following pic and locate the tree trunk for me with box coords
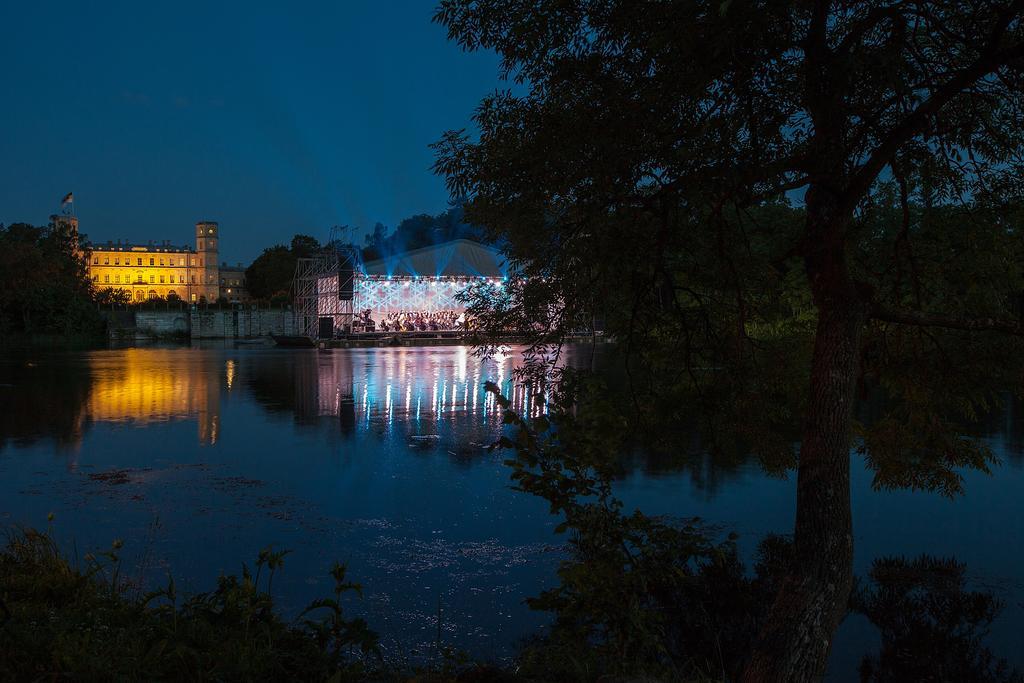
[741,228,865,681]
[742,301,863,680]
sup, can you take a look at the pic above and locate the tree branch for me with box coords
[835,2,911,56]
[871,304,1024,335]
[840,3,1024,214]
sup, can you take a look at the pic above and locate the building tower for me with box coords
[50,192,80,253]
[195,221,220,301]
[49,214,80,252]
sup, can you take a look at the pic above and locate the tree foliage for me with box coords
[434,1,1024,679]
[0,221,103,339]
[486,378,788,680]
[244,234,322,301]
[361,203,484,262]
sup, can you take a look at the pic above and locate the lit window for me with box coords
[191,293,197,301]
[104,274,110,283]
[104,256,109,265]
[114,257,119,265]
[93,256,99,264]
[115,274,120,283]
[179,275,184,283]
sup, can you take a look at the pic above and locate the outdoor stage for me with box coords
[294,239,509,341]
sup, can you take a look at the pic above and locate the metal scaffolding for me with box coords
[292,240,360,339]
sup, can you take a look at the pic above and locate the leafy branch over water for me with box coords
[485,379,1023,682]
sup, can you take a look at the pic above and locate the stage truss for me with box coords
[293,245,359,339]
[354,274,488,315]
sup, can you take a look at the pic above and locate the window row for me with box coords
[94,274,197,284]
[92,256,203,267]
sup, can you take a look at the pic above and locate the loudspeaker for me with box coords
[339,252,354,300]
[318,316,334,339]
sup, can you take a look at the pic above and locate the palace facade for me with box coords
[80,219,247,302]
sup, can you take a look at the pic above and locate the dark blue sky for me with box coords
[0,2,503,264]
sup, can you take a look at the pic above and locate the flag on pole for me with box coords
[61,192,74,205]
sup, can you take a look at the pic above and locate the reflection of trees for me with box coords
[243,353,320,425]
[975,396,1024,467]
[653,389,1024,498]
[243,353,303,416]
[242,352,354,434]
[0,353,92,452]
[853,556,1022,683]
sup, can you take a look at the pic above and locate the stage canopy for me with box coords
[361,239,507,279]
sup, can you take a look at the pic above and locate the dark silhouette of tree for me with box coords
[245,235,322,301]
[433,1,1024,679]
[95,287,132,306]
[289,234,321,258]
[360,204,484,262]
[0,221,102,338]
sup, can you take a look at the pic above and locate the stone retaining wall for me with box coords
[190,309,297,339]
[101,309,297,339]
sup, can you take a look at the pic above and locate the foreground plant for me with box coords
[0,527,378,681]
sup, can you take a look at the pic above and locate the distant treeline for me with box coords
[244,203,485,301]
[360,202,483,262]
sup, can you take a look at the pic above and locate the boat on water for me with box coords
[270,334,316,348]
[234,337,272,346]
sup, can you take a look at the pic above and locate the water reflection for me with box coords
[1,347,557,452]
[852,555,1021,682]
[0,354,92,452]
[4,346,1023,480]
[241,348,541,445]
[88,350,222,444]
[0,346,1022,676]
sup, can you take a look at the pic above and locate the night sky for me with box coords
[0,1,503,264]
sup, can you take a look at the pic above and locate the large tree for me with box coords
[0,221,101,339]
[434,1,1024,679]
[245,234,322,301]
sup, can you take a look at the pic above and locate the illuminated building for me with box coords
[219,263,248,301]
[82,219,247,302]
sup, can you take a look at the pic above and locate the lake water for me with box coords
[1,345,1021,678]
